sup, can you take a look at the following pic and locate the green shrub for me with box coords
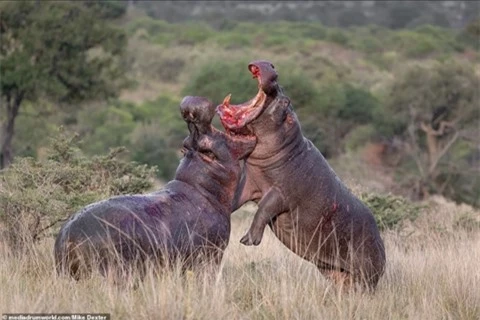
[213,33,252,49]
[129,94,186,180]
[126,17,172,36]
[293,22,327,40]
[344,125,376,152]
[172,22,215,45]
[368,51,399,70]
[76,102,137,156]
[354,36,384,54]
[338,84,378,123]
[388,30,447,58]
[360,192,421,231]
[456,19,480,51]
[0,129,157,251]
[326,29,350,46]
[125,38,187,83]
[263,34,291,47]
[74,94,187,180]
[129,123,181,181]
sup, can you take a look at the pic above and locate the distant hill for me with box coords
[128,1,479,29]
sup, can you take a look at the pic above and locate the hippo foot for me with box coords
[240,231,262,246]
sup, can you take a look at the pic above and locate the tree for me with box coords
[0,1,128,168]
[384,60,480,205]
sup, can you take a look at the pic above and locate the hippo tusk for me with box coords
[223,94,231,106]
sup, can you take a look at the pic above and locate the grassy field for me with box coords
[1,198,479,320]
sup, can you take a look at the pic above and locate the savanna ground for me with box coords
[1,196,479,320]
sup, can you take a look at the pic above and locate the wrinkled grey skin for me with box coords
[217,61,386,290]
[54,96,256,281]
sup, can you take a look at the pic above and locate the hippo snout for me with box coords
[248,60,279,95]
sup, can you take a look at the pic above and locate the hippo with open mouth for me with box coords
[216,61,386,290]
[54,96,256,282]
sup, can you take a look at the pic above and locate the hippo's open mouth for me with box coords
[216,89,266,133]
[216,62,277,133]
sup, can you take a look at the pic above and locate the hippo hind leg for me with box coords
[97,242,149,288]
[321,266,380,293]
[55,242,94,281]
[321,269,354,292]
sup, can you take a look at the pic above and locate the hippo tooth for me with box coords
[223,94,232,107]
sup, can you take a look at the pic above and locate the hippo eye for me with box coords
[198,148,217,162]
[201,150,217,160]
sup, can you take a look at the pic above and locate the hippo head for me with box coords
[180,96,217,150]
[216,60,293,137]
[176,96,257,210]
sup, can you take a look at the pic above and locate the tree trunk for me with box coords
[425,130,438,173]
[1,93,23,169]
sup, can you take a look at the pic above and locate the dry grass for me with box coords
[1,202,479,320]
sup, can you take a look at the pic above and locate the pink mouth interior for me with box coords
[216,89,266,131]
[216,64,267,131]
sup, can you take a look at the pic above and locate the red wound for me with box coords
[332,202,338,212]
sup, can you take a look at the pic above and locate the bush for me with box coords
[129,123,183,181]
[0,129,157,251]
[128,94,187,180]
[385,27,459,58]
[360,192,421,231]
[74,94,187,181]
[338,84,378,123]
[344,124,376,152]
[326,29,350,46]
[297,82,379,157]
[294,22,327,40]
[76,103,137,156]
[213,33,252,49]
[126,17,172,37]
[126,37,187,83]
[173,22,215,45]
[456,19,480,51]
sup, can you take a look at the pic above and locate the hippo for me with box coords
[216,61,386,291]
[54,96,256,282]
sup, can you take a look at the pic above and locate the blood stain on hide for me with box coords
[332,202,338,212]
[144,203,165,218]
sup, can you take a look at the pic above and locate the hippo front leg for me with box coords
[240,187,288,246]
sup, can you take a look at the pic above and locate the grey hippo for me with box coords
[216,61,386,291]
[54,96,256,282]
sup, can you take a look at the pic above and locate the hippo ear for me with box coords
[227,135,257,160]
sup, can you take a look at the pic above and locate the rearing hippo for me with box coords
[216,61,386,290]
[54,96,256,281]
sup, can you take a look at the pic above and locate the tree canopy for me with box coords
[0,0,128,168]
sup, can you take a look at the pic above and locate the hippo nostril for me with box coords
[249,65,260,78]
